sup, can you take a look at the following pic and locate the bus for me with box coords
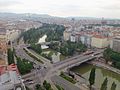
[83,51,94,55]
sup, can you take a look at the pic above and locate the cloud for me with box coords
[102,3,120,10]
[0,0,22,8]
[0,0,120,18]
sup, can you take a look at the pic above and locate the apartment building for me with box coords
[0,64,26,90]
[0,28,21,43]
[0,39,8,65]
[110,37,120,53]
[91,35,110,48]
[63,30,72,41]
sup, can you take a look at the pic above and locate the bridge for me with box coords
[53,55,95,71]
[53,51,103,71]
[20,45,103,90]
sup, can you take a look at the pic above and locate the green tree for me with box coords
[35,84,44,90]
[100,78,108,90]
[111,82,116,90]
[103,48,120,69]
[26,86,31,90]
[43,80,53,90]
[89,68,96,90]
[22,23,65,43]
[76,42,87,52]
[30,44,42,54]
[17,57,33,75]
[7,48,15,65]
[103,49,111,64]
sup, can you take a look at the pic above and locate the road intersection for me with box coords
[15,43,103,90]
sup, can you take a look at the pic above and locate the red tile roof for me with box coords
[0,64,19,75]
[0,66,6,75]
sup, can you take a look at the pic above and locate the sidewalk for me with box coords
[89,61,120,75]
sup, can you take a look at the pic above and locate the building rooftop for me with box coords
[0,64,23,90]
[93,35,107,39]
[0,64,19,75]
[0,28,7,35]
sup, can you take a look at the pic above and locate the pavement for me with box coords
[15,45,42,65]
[51,75,81,90]
[90,61,120,75]
[15,41,103,90]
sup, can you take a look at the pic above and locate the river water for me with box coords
[70,63,120,90]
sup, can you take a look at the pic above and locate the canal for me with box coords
[70,63,120,90]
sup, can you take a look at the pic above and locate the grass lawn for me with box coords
[60,72,76,84]
[42,48,55,52]
[23,48,44,64]
[60,55,66,61]
[55,84,64,90]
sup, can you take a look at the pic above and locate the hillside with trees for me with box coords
[22,23,65,43]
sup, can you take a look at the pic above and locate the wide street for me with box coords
[51,75,80,90]
[15,41,103,90]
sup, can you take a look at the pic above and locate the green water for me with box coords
[71,63,120,90]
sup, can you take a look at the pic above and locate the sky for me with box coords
[0,0,120,18]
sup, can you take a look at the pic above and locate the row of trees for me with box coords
[7,48,33,75]
[7,48,15,65]
[29,44,42,54]
[89,68,117,90]
[103,48,120,69]
[59,41,87,56]
[16,57,33,75]
[22,23,65,43]
[35,80,53,90]
[100,78,116,90]
[41,51,53,60]
[49,41,87,56]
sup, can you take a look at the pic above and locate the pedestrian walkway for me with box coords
[90,61,120,75]
[51,75,81,90]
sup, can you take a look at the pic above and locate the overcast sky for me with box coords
[0,0,120,18]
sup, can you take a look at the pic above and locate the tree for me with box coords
[35,84,44,90]
[89,68,96,90]
[100,78,108,90]
[30,44,42,54]
[22,24,65,43]
[103,48,112,64]
[111,82,116,90]
[43,80,53,90]
[103,48,120,69]
[17,57,33,75]
[7,48,15,65]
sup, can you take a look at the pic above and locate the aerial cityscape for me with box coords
[0,0,120,90]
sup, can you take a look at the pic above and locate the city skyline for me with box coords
[0,0,120,19]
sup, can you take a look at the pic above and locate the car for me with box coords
[28,81,34,84]
[24,79,33,83]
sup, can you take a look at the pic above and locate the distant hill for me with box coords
[0,13,52,18]
[0,12,119,21]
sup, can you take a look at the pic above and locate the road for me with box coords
[15,45,42,65]
[51,75,80,90]
[15,43,103,90]
[27,48,53,68]
[15,42,50,89]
